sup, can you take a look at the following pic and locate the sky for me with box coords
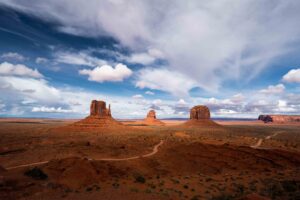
[0,0,300,119]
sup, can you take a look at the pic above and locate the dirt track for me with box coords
[5,140,164,170]
[251,131,282,149]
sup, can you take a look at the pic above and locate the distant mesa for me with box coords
[184,105,219,127]
[143,110,165,126]
[72,100,122,128]
[258,114,300,123]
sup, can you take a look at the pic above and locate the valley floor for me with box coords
[0,118,299,200]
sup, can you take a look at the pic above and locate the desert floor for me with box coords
[0,118,299,200]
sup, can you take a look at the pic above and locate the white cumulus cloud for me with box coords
[126,48,164,65]
[145,91,154,95]
[1,52,26,61]
[136,68,198,97]
[32,106,74,113]
[79,63,132,82]
[55,51,107,67]
[259,84,285,94]
[35,57,48,64]
[132,94,143,99]
[0,62,43,78]
[282,68,300,83]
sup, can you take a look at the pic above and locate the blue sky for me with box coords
[0,0,300,119]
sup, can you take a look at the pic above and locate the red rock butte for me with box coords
[72,100,121,128]
[184,105,219,127]
[143,110,165,126]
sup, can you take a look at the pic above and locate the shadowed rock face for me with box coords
[190,105,210,120]
[90,100,111,118]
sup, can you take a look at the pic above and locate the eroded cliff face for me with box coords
[258,115,300,123]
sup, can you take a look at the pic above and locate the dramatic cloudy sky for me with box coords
[0,0,300,119]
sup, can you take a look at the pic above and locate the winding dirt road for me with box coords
[251,132,281,149]
[5,140,164,170]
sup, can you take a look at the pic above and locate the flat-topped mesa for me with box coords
[144,110,165,125]
[89,100,111,118]
[184,105,219,127]
[258,115,300,123]
[190,105,210,120]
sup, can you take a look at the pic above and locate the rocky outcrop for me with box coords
[184,105,219,127]
[258,115,300,123]
[90,100,111,117]
[190,105,210,120]
[143,110,165,126]
[72,100,121,128]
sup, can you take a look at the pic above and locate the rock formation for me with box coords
[72,100,121,128]
[184,105,219,127]
[143,110,165,125]
[190,105,210,120]
[89,100,111,118]
[258,115,300,123]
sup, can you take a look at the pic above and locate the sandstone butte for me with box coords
[71,100,122,128]
[143,110,165,126]
[184,105,220,127]
[258,114,300,123]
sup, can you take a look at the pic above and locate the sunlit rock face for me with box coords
[190,105,210,120]
[71,100,121,128]
[258,115,300,123]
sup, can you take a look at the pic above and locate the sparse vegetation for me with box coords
[135,174,146,183]
[1,119,300,199]
[24,167,48,180]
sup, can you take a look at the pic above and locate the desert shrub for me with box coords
[191,195,201,200]
[130,187,139,192]
[135,175,146,183]
[206,177,212,182]
[262,181,284,199]
[24,167,48,180]
[281,180,298,192]
[171,178,180,184]
[235,184,245,195]
[210,194,234,200]
[183,184,189,189]
[145,188,152,193]
[112,182,119,188]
